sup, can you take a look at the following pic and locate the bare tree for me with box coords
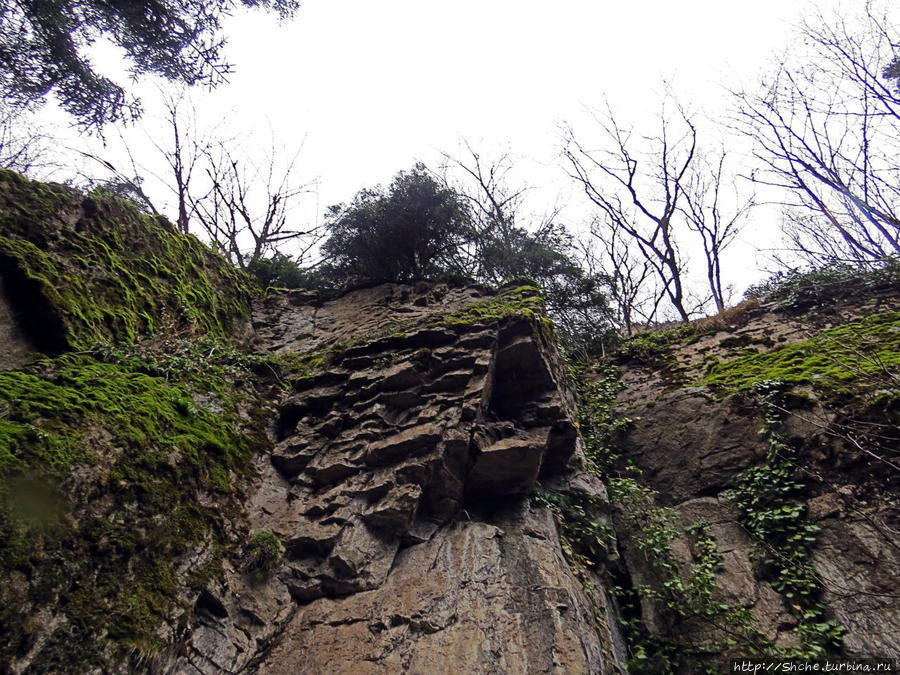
[0,104,56,176]
[437,141,555,283]
[78,87,321,267]
[563,99,697,322]
[151,88,217,234]
[682,151,755,313]
[734,1,900,266]
[579,219,656,336]
[193,140,320,267]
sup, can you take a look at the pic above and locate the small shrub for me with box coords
[245,531,281,572]
[744,258,900,308]
[246,253,334,292]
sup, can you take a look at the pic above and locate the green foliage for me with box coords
[698,311,900,395]
[561,358,767,669]
[0,170,255,350]
[87,178,155,214]
[88,334,274,395]
[609,477,772,667]
[546,269,616,357]
[567,361,632,474]
[533,488,613,570]
[744,258,900,308]
[472,222,614,353]
[246,252,332,291]
[726,381,845,657]
[321,164,471,284]
[617,327,687,360]
[246,531,281,573]
[0,0,299,128]
[477,222,574,284]
[435,284,545,326]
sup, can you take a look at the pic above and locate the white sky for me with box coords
[33,0,840,301]
[215,0,806,196]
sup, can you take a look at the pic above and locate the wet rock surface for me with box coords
[258,504,620,675]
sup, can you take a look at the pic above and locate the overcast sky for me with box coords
[35,0,841,298]
[212,0,809,199]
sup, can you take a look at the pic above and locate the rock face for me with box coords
[162,283,627,674]
[259,506,614,675]
[610,291,900,664]
[2,173,898,673]
[0,275,34,370]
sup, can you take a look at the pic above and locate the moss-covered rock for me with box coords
[697,310,900,396]
[0,169,256,352]
[0,171,268,669]
[0,346,262,668]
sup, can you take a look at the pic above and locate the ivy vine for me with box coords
[726,380,845,657]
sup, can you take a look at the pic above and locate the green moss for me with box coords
[745,258,900,307]
[246,531,281,573]
[0,170,256,351]
[697,311,900,395]
[0,348,260,665]
[433,284,545,326]
[617,325,693,360]
[255,347,338,384]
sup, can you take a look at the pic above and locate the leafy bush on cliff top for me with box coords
[745,258,900,307]
[321,164,471,284]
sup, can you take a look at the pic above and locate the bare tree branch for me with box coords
[733,2,900,266]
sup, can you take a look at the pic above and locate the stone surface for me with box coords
[158,283,627,673]
[250,282,492,356]
[614,390,767,505]
[0,275,34,371]
[257,503,624,675]
[6,204,895,673]
[812,504,900,657]
[610,291,900,661]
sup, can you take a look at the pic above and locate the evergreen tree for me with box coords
[0,0,299,128]
[321,165,471,284]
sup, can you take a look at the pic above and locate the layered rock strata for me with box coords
[164,283,627,674]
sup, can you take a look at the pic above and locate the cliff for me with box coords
[604,277,899,668]
[0,173,897,673]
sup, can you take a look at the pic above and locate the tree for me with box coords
[563,99,698,322]
[579,218,654,336]
[0,103,56,175]
[0,0,300,129]
[193,138,317,268]
[682,151,754,313]
[320,165,471,284]
[437,142,533,282]
[564,98,753,322]
[439,143,614,351]
[734,2,900,266]
[153,87,213,234]
[79,87,318,267]
[885,56,900,92]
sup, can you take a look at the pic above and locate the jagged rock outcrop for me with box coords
[165,283,627,673]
